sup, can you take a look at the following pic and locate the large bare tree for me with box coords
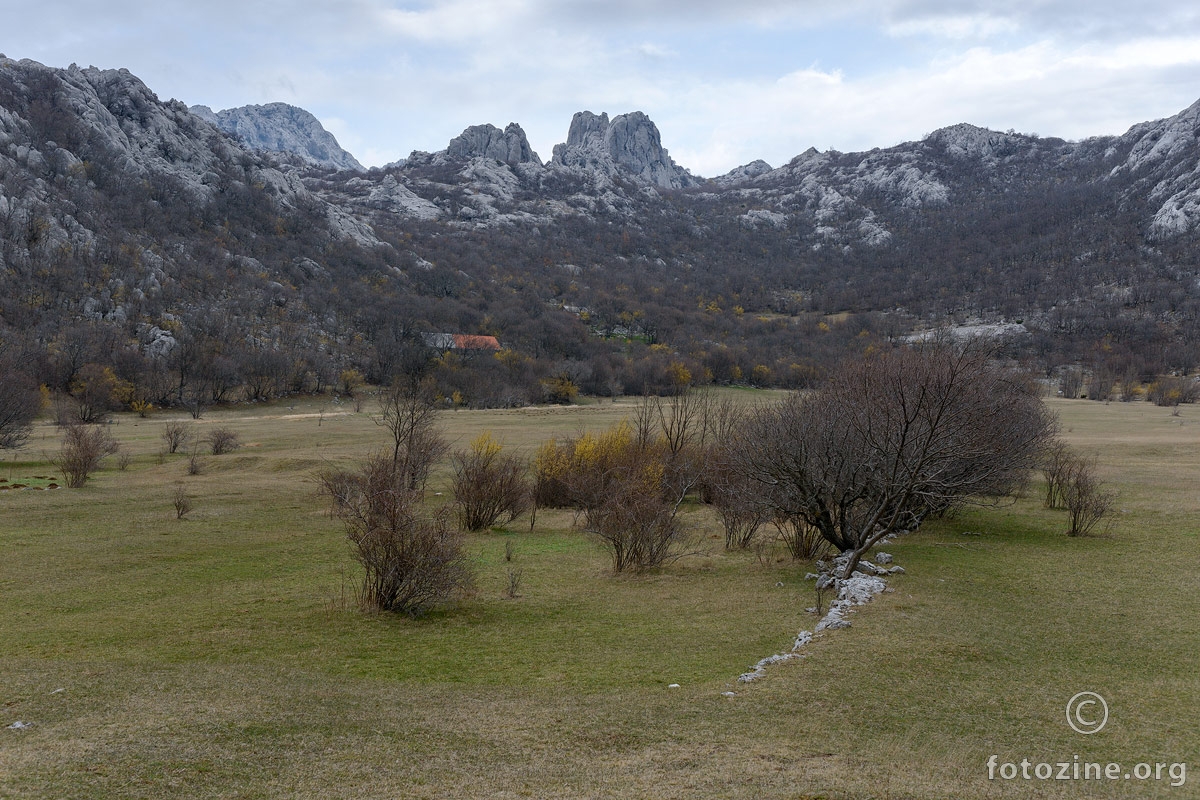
[738,343,1057,577]
[0,364,40,450]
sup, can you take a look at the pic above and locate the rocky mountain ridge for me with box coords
[7,55,1200,400]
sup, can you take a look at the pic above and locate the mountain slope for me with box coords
[6,56,1200,409]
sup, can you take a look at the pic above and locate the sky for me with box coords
[7,1,1200,176]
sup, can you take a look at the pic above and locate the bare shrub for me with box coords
[53,423,119,488]
[699,395,773,550]
[162,421,193,454]
[319,454,472,614]
[116,452,132,471]
[533,424,688,570]
[451,432,530,531]
[172,484,192,519]
[187,450,203,475]
[505,567,523,599]
[771,512,828,561]
[584,477,689,573]
[1147,376,1198,407]
[1063,455,1115,537]
[205,427,240,455]
[1041,439,1075,509]
[705,441,770,549]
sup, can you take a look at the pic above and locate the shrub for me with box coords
[540,374,579,404]
[705,442,770,550]
[53,423,119,488]
[319,454,472,614]
[173,484,192,519]
[771,512,828,561]
[1147,376,1198,407]
[205,427,240,455]
[162,421,193,454]
[451,433,531,531]
[585,477,688,573]
[559,423,695,571]
[1062,454,1115,537]
[1041,439,1074,509]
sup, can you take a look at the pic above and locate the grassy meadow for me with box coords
[0,394,1197,798]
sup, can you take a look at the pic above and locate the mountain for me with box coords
[190,102,363,171]
[6,55,1200,410]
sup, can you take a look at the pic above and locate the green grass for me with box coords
[1,396,1198,798]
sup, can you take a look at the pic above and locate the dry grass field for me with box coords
[0,394,1197,798]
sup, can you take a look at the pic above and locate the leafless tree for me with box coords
[1059,366,1083,399]
[319,454,471,614]
[0,367,40,450]
[702,399,771,549]
[376,378,446,492]
[737,343,1057,577]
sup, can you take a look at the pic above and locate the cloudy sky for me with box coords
[7,1,1200,175]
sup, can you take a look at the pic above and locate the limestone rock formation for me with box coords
[551,110,700,189]
[446,122,539,164]
[191,102,363,171]
[712,159,773,187]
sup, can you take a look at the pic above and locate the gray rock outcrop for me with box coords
[191,102,363,171]
[446,122,539,164]
[712,159,773,187]
[551,110,700,189]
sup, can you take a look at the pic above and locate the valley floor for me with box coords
[0,396,1196,798]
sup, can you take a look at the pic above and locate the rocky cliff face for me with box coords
[1105,97,1200,238]
[445,122,539,164]
[551,110,700,189]
[191,102,363,171]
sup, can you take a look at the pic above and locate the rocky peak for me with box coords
[552,110,699,189]
[923,124,1033,161]
[191,102,363,171]
[445,122,540,164]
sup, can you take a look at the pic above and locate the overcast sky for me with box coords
[7,1,1200,176]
